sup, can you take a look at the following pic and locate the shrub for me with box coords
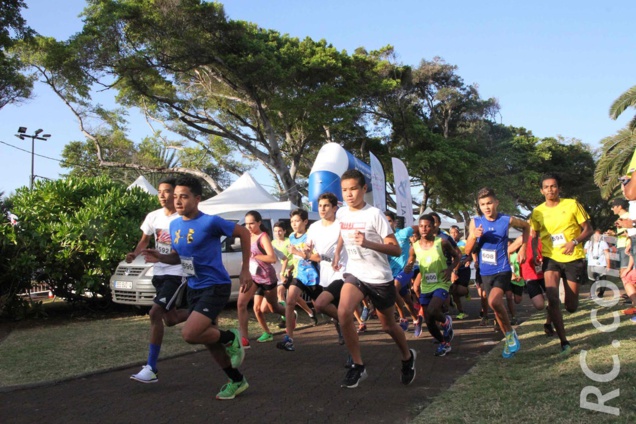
[0,177,157,317]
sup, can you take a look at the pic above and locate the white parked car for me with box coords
[109,209,318,306]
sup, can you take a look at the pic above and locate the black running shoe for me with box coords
[401,348,417,385]
[341,364,368,388]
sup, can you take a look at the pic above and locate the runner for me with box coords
[384,210,420,331]
[127,178,189,384]
[308,192,347,345]
[237,211,286,347]
[529,173,592,355]
[142,175,252,400]
[449,225,472,320]
[583,229,610,298]
[611,198,631,287]
[276,208,320,351]
[465,187,530,359]
[511,233,555,336]
[409,214,460,356]
[507,238,524,325]
[333,169,416,388]
[271,221,292,306]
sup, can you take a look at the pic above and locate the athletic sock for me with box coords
[223,367,244,382]
[218,330,235,345]
[147,343,161,372]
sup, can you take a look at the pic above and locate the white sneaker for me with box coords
[130,365,158,383]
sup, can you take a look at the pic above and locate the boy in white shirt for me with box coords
[333,170,416,388]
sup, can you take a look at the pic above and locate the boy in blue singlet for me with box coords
[465,187,530,359]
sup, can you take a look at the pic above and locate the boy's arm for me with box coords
[126,233,152,263]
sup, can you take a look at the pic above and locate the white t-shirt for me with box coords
[336,203,394,285]
[307,218,346,287]
[584,239,609,267]
[140,209,183,276]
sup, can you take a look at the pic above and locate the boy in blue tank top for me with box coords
[465,187,530,359]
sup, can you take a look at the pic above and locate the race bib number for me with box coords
[424,273,438,283]
[345,244,363,260]
[156,242,172,255]
[481,249,497,266]
[249,260,258,276]
[180,257,196,277]
[551,233,566,246]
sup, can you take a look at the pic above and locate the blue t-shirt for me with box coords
[289,232,319,286]
[474,213,510,276]
[389,226,414,277]
[170,212,236,289]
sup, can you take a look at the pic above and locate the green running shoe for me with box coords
[216,378,249,400]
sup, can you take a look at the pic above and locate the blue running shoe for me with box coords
[399,318,409,332]
[276,335,295,351]
[443,315,454,343]
[506,330,520,354]
[361,306,370,322]
[434,342,451,357]
[414,316,423,337]
[502,340,514,359]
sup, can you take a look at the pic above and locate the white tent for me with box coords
[199,172,296,215]
[420,207,464,230]
[127,175,158,195]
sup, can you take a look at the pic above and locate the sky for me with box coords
[1,0,635,196]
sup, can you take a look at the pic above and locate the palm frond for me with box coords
[609,85,636,120]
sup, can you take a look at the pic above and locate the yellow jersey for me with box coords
[626,149,636,178]
[530,198,589,263]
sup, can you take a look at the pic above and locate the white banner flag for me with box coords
[391,157,413,226]
[369,152,386,211]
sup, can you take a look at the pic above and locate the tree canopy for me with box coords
[0,0,35,110]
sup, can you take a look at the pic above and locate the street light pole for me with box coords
[14,127,51,190]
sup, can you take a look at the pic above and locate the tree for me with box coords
[594,128,636,199]
[0,0,34,109]
[16,0,397,204]
[609,85,636,131]
[2,176,157,317]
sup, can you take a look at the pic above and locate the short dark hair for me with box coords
[318,192,338,207]
[273,220,287,230]
[341,169,366,188]
[290,208,308,221]
[418,214,435,224]
[540,173,561,188]
[611,198,629,209]
[476,187,496,200]
[158,177,176,188]
[450,225,460,231]
[175,175,203,196]
[385,210,397,221]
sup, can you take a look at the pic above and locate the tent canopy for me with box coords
[419,207,464,230]
[199,172,296,215]
[127,176,158,195]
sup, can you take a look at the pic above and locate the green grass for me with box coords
[0,303,310,388]
[413,296,636,424]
